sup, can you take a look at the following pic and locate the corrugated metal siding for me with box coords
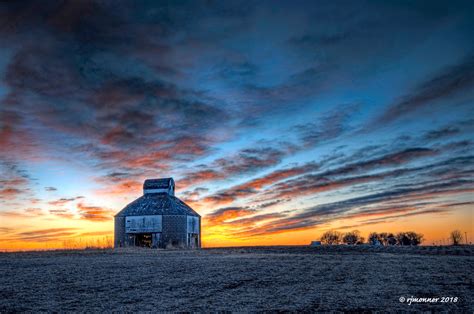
[114,216,126,248]
[115,194,200,217]
[162,215,187,248]
[125,215,162,233]
[187,216,199,233]
[115,214,201,249]
[144,178,174,190]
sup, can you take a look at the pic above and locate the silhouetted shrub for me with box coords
[450,230,463,245]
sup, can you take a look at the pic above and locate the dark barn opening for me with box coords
[135,234,152,247]
[188,234,199,248]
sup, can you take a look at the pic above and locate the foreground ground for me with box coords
[0,246,472,311]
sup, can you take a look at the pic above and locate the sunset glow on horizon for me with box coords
[1,1,473,251]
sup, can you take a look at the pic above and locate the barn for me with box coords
[114,178,201,249]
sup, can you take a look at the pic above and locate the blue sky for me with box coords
[0,0,473,249]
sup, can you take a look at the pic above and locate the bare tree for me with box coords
[386,233,397,245]
[406,231,423,246]
[320,230,342,245]
[450,230,463,245]
[396,231,423,246]
[368,232,381,245]
[377,232,396,245]
[342,230,364,245]
[379,232,389,245]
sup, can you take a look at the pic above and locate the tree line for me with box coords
[320,229,468,246]
[320,230,424,246]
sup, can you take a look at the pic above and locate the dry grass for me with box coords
[0,246,472,311]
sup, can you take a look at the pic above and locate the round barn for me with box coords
[114,178,201,249]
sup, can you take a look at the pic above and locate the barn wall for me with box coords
[114,216,126,248]
[115,214,201,249]
[162,215,187,248]
[125,215,162,233]
[187,216,199,233]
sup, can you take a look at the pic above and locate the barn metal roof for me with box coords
[115,193,200,217]
[143,178,174,190]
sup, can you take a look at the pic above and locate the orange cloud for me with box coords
[2,228,80,243]
[205,207,256,226]
[94,178,142,196]
[48,209,75,219]
[0,187,22,199]
[200,164,318,205]
[0,207,44,218]
[226,213,286,227]
[180,170,225,188]
[79,231,113,237]
[77,203,114,221]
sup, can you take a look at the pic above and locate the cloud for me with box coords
[0,188,22,200]
[94,178,143,196]
[252,199,289,209]
[77,203,114,222]
[226,213,286,227]
[423,126,460,140]
[48,196,84,206]
[0,1,472,245]
[0,227,13,234]
[0,211,26,218]
[440,201,474,207]
[181,187,209,199]
[48,209,75,220]
[315,180,472,219]
[200,162,319,205]
[360,208,451,224]
[203,147,440,205]
[376,54,474,125]
[199,141,472,210]
[293,104,358,147]
[17,228,76,237]
[0,161,32,201]
[79,231,113,237]
[237,179,473,236]
[0,2,239,199]
[271,173,390,199]
[205,206,255,225]
[266,147,444,199]
[323,148,439,176]
[12,228,79,242]
[0,109,39,161]
[21,208,44,217]
[180,144,294,188]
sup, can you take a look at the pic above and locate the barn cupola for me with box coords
[143,178,175,196]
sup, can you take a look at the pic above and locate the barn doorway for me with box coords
[135,233,152,247]
[187,233,199,248]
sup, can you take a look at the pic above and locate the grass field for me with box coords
[0,246,472,311]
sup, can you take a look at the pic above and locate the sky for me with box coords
[0,0,473,251]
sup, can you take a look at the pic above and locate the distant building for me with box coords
[310,241,321,247]
[114,178,201,249]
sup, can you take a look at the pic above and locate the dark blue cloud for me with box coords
[376,54,474,125]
